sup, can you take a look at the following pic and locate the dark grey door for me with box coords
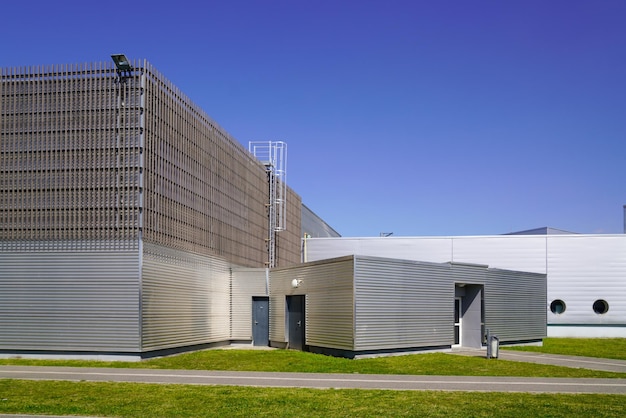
[252,297,269,346]
[287,295,305,350]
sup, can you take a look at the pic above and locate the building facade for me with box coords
[0,60,303,357]
[305,233,626,338]
[1,60,302,267]
[269,255,546,358]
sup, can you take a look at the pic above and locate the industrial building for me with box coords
[1,57,548,359]
[305,231,626,339]
[0,58,306,358]
[269,255,545,358]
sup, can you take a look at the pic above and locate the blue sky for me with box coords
[3,1,625,236]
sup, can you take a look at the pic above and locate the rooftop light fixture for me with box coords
[111,54,132,81]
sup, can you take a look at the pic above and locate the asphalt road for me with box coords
[1,365,626,394]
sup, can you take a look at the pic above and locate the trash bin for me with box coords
[488,335,499,359]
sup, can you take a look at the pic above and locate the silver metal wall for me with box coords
[546,235,626,333]
[301,204,341,238]
[269,255,545,354]
[306,235,547,274]
[484,268,546,341]
[141,243,231,351]
[305,234,626,337]
[231,267,269,340]
[353,256,453,351]
[269,256,355,349]
[0,241,141,352]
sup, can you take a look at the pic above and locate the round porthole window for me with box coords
[550,299,566,314]
[593,299,609,314]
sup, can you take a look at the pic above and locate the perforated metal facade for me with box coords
[0,60,301,267]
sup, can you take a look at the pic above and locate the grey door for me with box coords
[252,297,269,346]
[287,295,305,350]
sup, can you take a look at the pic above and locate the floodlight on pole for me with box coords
[111,54,132,81]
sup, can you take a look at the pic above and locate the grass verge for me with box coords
[0,350,624,378]
[504,338,626,360]
[1,379,625,418]
[1,338,626,378]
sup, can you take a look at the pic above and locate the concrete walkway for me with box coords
[451,348,626,373]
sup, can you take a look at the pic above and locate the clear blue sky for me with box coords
[3,1,625,236]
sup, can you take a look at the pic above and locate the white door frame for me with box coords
[454,297,462,347]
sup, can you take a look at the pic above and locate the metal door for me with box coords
[287,295,305,350]
[252,297,269,346]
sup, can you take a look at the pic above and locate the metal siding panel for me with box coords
[354,256,454,351]
[0,241,140,352]
[484,269,547,342]
[301,204,341,238]
[453,236,547,274]
[231,267,268,340]
[141,243,231,351]
[270,257,355,349]
[547,235,626,326]
[307,237,453,263]
[307,236,547,274]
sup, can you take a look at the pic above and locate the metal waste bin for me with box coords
[485,329,499,359]
[487,334,499,359]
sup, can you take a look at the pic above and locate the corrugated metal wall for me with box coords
[306,236,547,274]
[269,254,546,353]
[307,234,625,334]
[0,241,141,352]
[141,243,231,351]
[269,256,355,349]
[307,236,454,264]
[484,268,546,341]
[231,267,268,340]
[353,256,454,351]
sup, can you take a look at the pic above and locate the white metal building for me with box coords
[304,233,626,338]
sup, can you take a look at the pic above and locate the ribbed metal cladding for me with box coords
[269,256,355,349]
[231,267,268,340]
[453,236,547,274]
[354,256,454,351]
[141,243,231,351]
[484,268,547,341]
[306,236,547,274]
[0,241,140,352]
[547,235,626,327]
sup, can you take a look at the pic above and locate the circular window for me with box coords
[593,299,609,314]
[550,299,566,314]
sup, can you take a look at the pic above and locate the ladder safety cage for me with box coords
[248,141,287,268]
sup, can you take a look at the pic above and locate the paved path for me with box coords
[452,348,626,373]
[1,365,626,394]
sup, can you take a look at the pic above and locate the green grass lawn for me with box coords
[1,339,625,378]
[0,380,624,418]
[0,339,624,417]
[504,337,626,360]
